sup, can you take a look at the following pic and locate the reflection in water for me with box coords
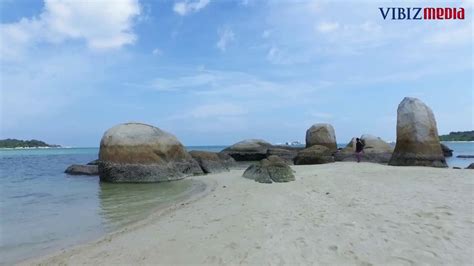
[98,179,206,231]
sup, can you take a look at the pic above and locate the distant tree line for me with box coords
[0,138,60,148]
[439,131,474,141]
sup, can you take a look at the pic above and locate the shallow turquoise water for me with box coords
[0,146,216,265]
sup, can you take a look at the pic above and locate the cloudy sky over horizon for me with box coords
[1,0,473,146]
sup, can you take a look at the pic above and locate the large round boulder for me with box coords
[243,155,295,183]
[334,134,393,163]
[305,123,337,151]
[221,139,272,161]
[189,150,233,174]
[388,97,447,168]
[99,123,203,182]
[294,145,334,165]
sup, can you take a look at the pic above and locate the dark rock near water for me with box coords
[453,167,461,169]
[294,145,334,165]
[440,144,453,157]
[457,155,474,158]
[65,164,98,175]
[388,97,447,168]
[87,159,100,165]
[190,151,232,173]
[243,155,295,183]
[222,139,273,161]
[98,122,203,183]
[266,146,302,163]
[466,163,474,169]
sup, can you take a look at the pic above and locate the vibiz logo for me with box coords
[379,7,465,20]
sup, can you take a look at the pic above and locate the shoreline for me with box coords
[24,163,473,265]
[18,178,216,265]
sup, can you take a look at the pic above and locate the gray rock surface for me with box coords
[305,123,337,151]
[190,150,231,173]
[294,145,334,165]
[217,152,237,168]
[222,139,273,161]
[65,164,98,176]
[334,134,393,164]
[440,143,453,157]
[99,122,203,182]
[87,159,100,165]
[266,146,303,163]
[389,97,447,168]
[243,155,295,183]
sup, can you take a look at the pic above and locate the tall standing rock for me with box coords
[389,97,447,168]
[305,123,337,151]
[99,123,203,182]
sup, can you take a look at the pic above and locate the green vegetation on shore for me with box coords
[439,131,474,141]
[0,139,60,148]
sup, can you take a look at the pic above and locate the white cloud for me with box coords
[316,22,339,33]
[0,0,141,60]
[216,28,235,52]
[173,0,210,16]
[152,48,162,56]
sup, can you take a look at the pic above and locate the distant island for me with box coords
[439,131,474,141]
[0,139,61,148]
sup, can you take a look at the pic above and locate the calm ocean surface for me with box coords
[0,142,472,264]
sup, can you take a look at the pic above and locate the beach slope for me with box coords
[29,163,473,265]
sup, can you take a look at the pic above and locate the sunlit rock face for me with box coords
[305,123,337,152]
[99,122,203,182]
[389,97,447,168]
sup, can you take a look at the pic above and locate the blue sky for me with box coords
[1,0,472,147]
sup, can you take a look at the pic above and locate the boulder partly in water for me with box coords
[65,164,99,176]
[98,122,203,183]
[440,143,453,157]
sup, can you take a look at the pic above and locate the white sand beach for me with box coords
[28,162,473,265]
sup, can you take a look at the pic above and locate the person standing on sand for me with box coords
[355,138,364,163]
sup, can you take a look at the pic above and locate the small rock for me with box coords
[65,164,98,176]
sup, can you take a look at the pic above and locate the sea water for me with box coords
[0,143,472,264]
[0,147,216,265]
